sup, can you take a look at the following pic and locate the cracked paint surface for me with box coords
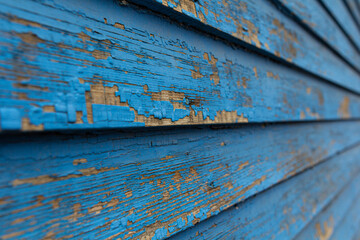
[147,0,360,93]
[1,0,360,239]
[0,0,360,131]
[170,147,360,240]
[1,121,360,239]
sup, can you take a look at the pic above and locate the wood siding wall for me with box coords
[0,0,360,239]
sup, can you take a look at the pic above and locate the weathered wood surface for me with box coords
[274,0,360,66]
[294,175,360,240]
[0,0,359,132]
[169,145,360,240]
[128,0,360,92]
[1,121,360,239]
[1,0,360,239]
[1,0,360,132]
[321,0,360,53]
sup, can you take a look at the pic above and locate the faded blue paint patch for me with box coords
[153,227,168,240]
[0,108,21,130]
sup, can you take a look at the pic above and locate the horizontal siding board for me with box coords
[346,0,360,29]
[356,0,360,17]
[169,146,360,240]
[294,175,360,240]
[274,0,360,67]
[328,195,360,240]
[0,0,360,132]
[129,0,360,93]
[1,121,360,239]
[352,215,360,240]
[321,0,360,53]
[1,1,359,240]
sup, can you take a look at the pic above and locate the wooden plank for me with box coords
[321,0,360,53]
[128,0,360,92]
[1,0,360,132]
[1,121,360,239]
[328,196,360,240]
[274,0,360,67]
[352,214,360,240]
[356,0,360,18]
[169,146,360,240]
[294,175,360,240]
[345,0,360,29]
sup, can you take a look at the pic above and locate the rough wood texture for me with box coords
[169,146,360,240]
[1,121,360,239]
[294,175,360,240]
[321,0,360,52]
[1,0,360,239]
[129,0,360,93]
[274,0,360,66]
[1,0,360,132]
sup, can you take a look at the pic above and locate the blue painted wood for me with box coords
[327,196,360,240]
[321,0,360,53]
[356,0,360,17]
[274,0,360,66]
[0,0,359,132]
[1,0,359,239]
[294,174,360,240]
[169,145,360,240]
[345,0,360,30]
[1,121,360,239]
[129,0,360,93]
